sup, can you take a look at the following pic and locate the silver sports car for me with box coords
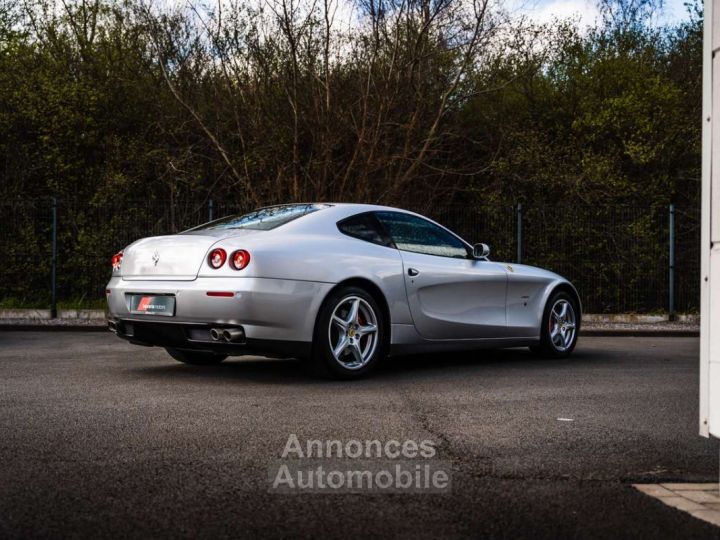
[107,203,580,378]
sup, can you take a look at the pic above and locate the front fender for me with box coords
[505,263,580,338]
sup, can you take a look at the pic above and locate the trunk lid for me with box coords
[121,232,239,281]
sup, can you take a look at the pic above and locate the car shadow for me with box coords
[133,357,315,386]
[130,346,601,386]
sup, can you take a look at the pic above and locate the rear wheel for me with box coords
[310,286,387,379]
[165,348,227,366]
[532,291,579,358]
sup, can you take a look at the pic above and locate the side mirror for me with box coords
[473,243,490,259]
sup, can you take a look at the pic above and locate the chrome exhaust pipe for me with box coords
[108,320,118,333]
[210,328,223,341]
[222,328,245,343]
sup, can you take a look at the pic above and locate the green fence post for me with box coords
[669,204,675,320]
[516,203,523,264]
[50,197,57,319]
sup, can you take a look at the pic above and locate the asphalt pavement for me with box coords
[0,332,718,539]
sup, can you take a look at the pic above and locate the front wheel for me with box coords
[309,286,387,379]
[166,348,227,366]
[532,292,579,358]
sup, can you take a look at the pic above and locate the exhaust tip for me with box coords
[210,328,222,341]
[222,328,245,343]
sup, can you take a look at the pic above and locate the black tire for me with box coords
[309,285,388,379]
[532,291,579,358]
[165,348,227,366]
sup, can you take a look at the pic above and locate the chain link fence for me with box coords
[0,198,700,314]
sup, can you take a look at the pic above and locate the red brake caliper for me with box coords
[358,312,366,345]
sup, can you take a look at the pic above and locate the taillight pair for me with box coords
[208,248,250,270]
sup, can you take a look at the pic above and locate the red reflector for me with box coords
[206,291,234,297]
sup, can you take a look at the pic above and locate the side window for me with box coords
[375,211,469,259]
[337,213,394,248]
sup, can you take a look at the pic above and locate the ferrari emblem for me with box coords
[152,250,160,266]
[506,265,514,272]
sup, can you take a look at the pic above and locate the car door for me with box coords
[375,211,508,340]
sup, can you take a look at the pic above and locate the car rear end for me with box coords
[106,204,335,357]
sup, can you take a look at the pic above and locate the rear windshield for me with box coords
[192,204,330,231]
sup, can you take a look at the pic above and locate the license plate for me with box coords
[127,294,175,316]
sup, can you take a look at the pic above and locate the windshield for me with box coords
[191,203,331,231]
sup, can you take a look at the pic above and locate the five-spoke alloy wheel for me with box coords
[533,291,580,358]
[311,285,386,379]
[328,296,379,370]
[548,298,577,352]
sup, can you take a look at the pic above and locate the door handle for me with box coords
[407,268,419,277]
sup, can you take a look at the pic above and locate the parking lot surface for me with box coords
[0,332,717,538]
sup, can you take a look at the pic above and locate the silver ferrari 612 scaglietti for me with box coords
[107,203,580,378]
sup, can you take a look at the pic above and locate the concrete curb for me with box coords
[0,310,700,336]
[581,329,699,338]
[0,324,109,332]
[583,313,699,324]
[0,309,106,320]
[0,325,700,337]
[0,309,699,323]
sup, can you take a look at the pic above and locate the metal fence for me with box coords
[0,198,700,314]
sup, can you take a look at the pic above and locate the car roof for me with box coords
[308,203,425,222]
[250,202,419,225]
[267,202,470,243]
[271,202,420,215]
[258,202,403,211]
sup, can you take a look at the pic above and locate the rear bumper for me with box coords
[108,317,311,358]
[106,275,334,344]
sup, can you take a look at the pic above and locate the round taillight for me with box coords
[208,248,227,269]
[230,250,251,270]
[111,251,123,271]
